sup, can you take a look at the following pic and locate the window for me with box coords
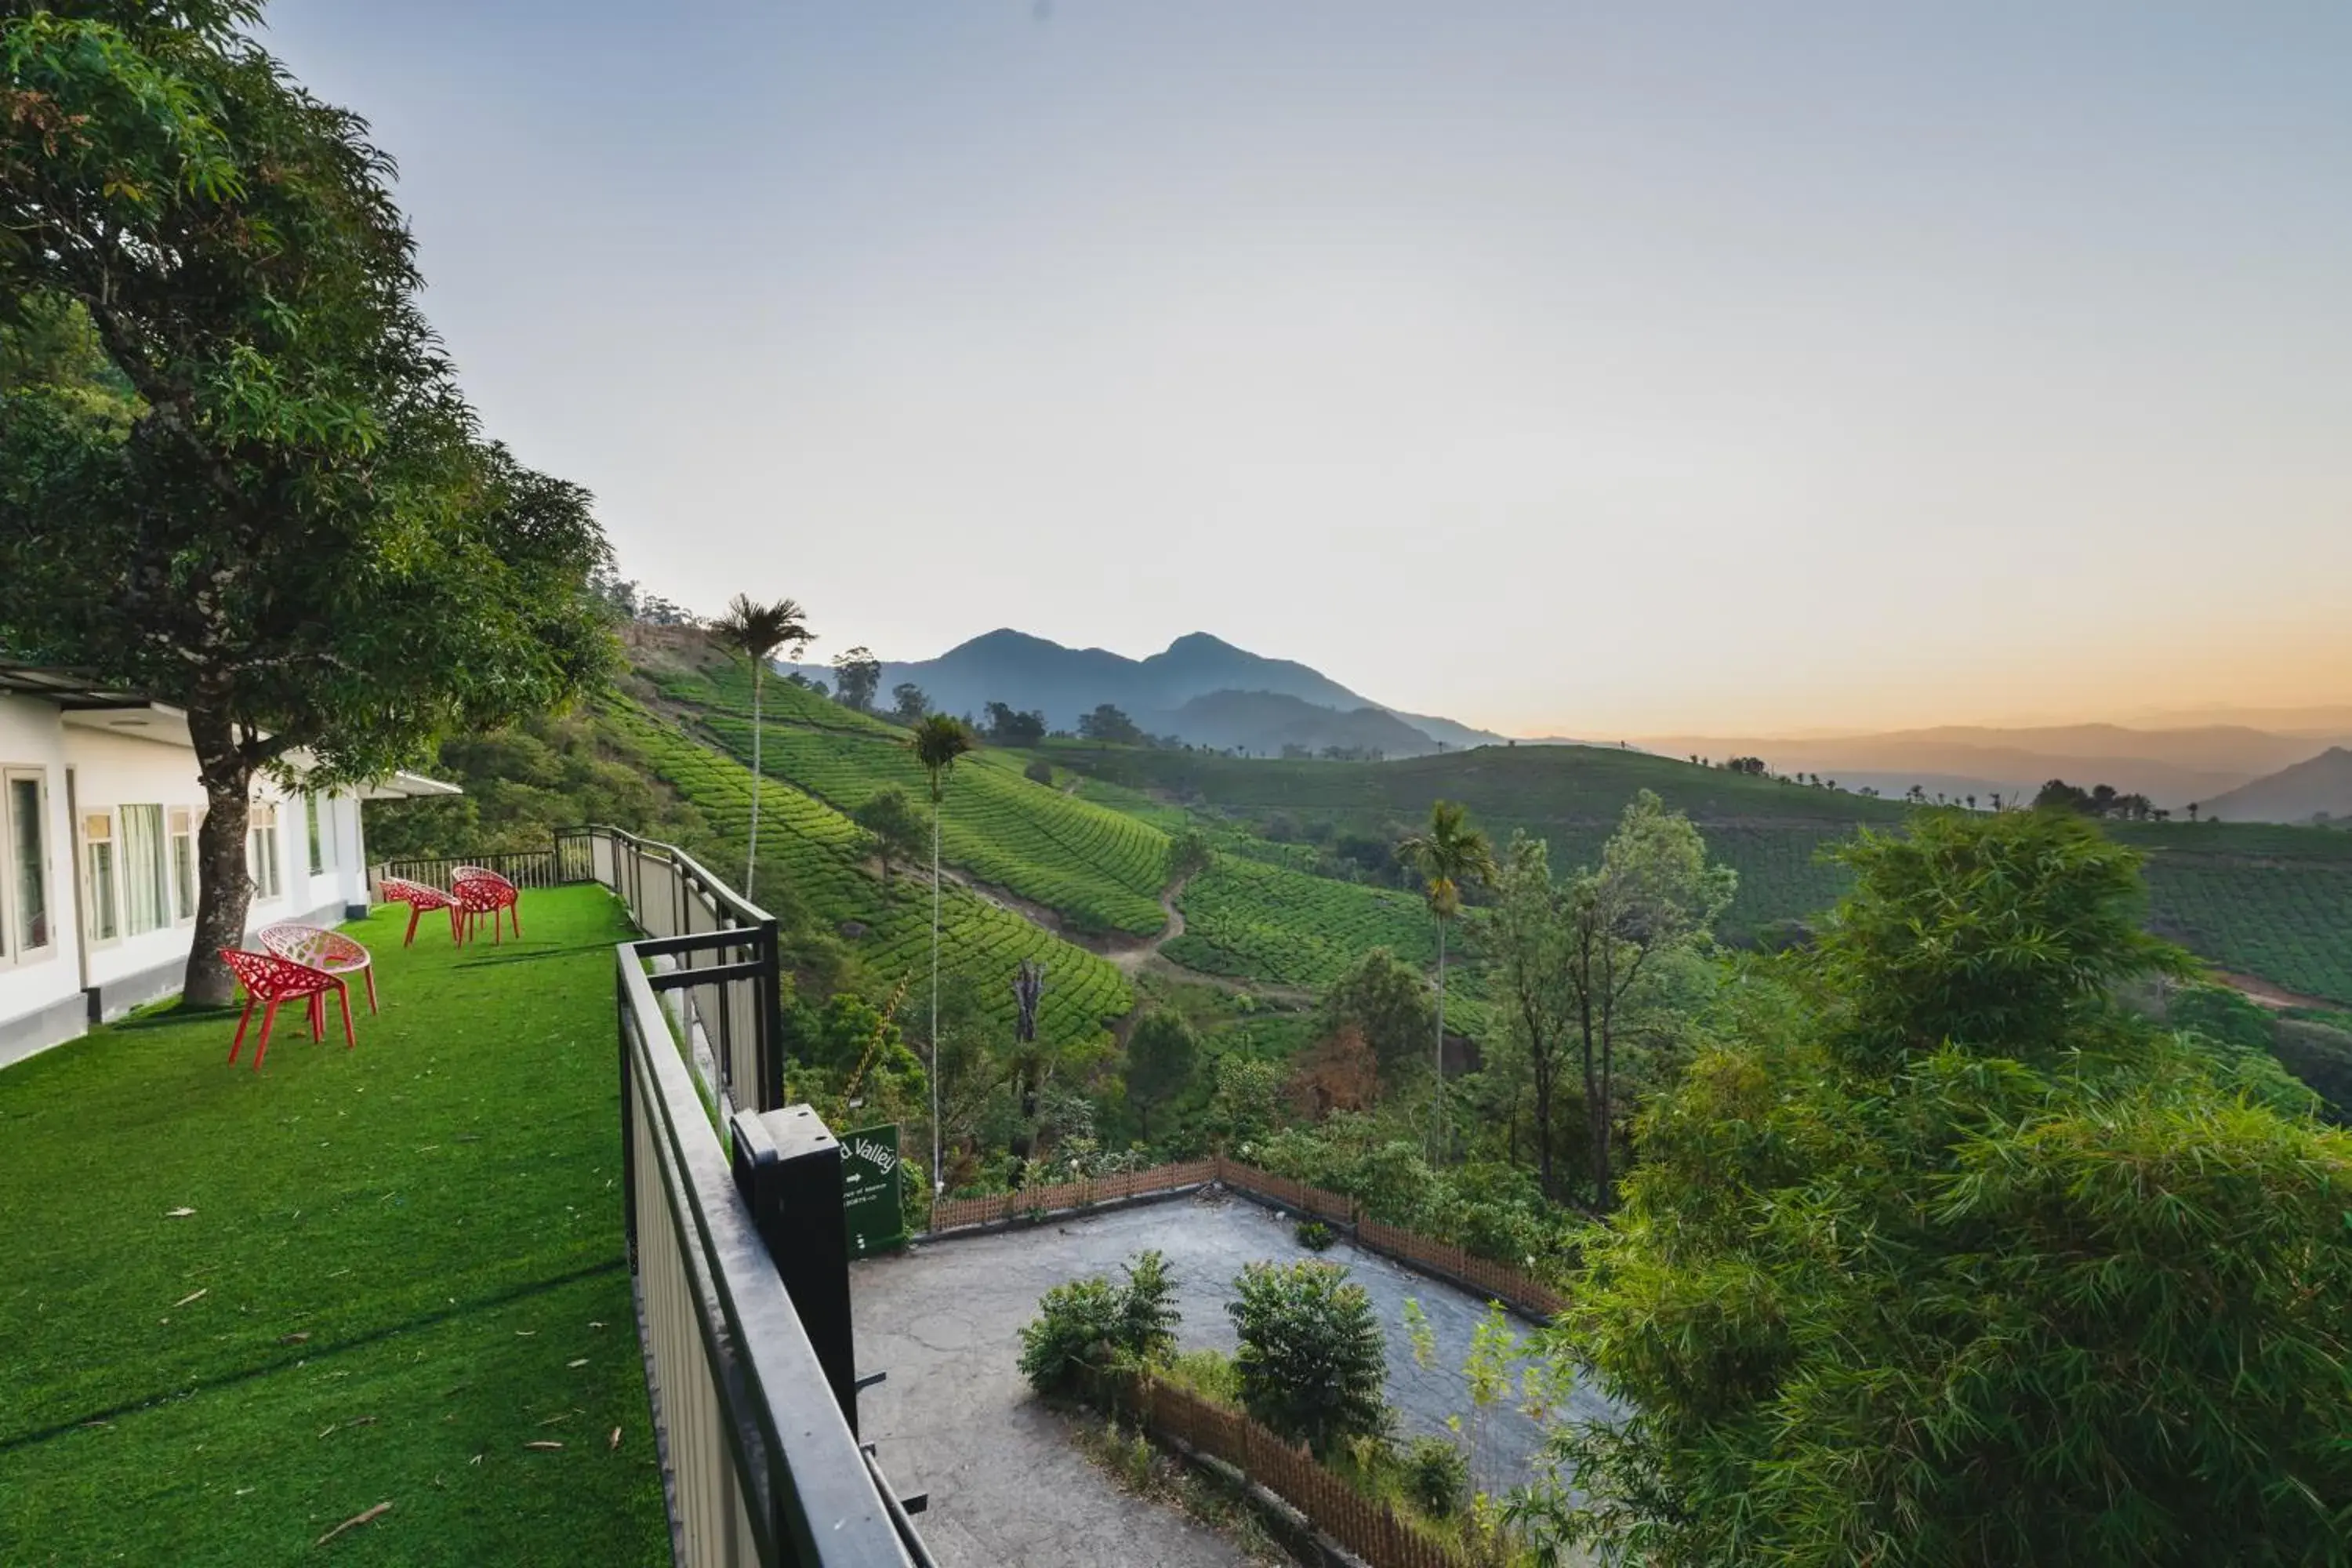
[122,804,169,935]
[306,792,332,875]
[248,803,281,899]
[4,770,50,959]
[84,811,120,942]
[170,807,198,924]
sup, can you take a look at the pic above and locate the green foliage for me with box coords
[1819,809,2189,1063]
[1528,811,2352,1567]
[1318,948,1440,1083]
[1125,1010,1200,1136]
[1294,1219,1335,1251]
[1023,756,1056,786]
[1405,1436,1470,1519]
[1228,1261,1390,1455]
[1018,1250,1182,1397]
[1207,1056,1285,1151]
[851,783,927,886]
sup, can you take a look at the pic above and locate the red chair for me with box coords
[220,949,354,1070]
[378,876,459,947]
[257,924,378,1033]
[451,866,521,946]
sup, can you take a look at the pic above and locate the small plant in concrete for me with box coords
[1406,1436,1471,1519]
[1018,1249,1181,1397]
[1228,1260,1388,1457]
[1295,1218,1335,1250]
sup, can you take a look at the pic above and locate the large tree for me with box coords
[0,3,610,1003]
[1559,790,1733,1207]
[1396,800,1495,1160]
[1484,832,1574,1196]
[1521,809,2352,1566]
[708,593,813,897]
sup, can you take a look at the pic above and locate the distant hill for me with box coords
[1632,722,2347,810]
[1163,691,1438,757]
[2204,748,2352,825]
[789,629,1504,757]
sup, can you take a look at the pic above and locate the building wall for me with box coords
[0,695,82,1068]
[1,695,383,1067]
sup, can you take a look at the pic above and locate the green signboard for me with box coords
[841,1122,907,1256]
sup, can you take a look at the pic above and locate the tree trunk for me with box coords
[745,661,764,896]
[1432,916,1447,1164]
[1577,947,1603,1213]
[1534,1049,1554,1199]
[183,700,255,1008]
[929,797,942,1197]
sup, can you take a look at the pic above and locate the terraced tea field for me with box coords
[601,700,1132,1047]
[652,666,1171,936]
[1167,852,1436,989]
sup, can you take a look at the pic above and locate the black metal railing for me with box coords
[376,826,932,1567]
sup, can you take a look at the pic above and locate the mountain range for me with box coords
[789,630,1504,757]
[2204,747,2352,825]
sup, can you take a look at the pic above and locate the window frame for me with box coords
[83,807,122,947]
[248,801,281,901]
[2,767,56,966]
[169,805,198,927]
[120,802,169,937]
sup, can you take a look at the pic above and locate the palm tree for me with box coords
[708,594,813,898]
[907,713,977,1196]
[1396,799,1496,1163]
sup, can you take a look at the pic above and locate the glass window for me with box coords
[84,811,119,942]
[122,804,168,935]
[248,803,280,899]
[6,773,45,953]
[169,807,198,923]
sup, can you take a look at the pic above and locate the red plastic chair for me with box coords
[451,866,521,946]
[257,924,378,1033]
[378,876,459,947]
[220,949,354,1070]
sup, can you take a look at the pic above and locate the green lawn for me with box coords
[0,887,670,1566]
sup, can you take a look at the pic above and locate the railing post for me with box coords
[756,915,784,1112]
[731,1104,861,1435]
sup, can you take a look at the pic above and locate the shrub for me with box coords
[1295,1219,1335,1250]
[1024,757,1055,786]
[1229,1260,1388,1456]
[1406,1436,1470,1519]
[1017,1276,1127,1398]
[1018,1250,1182,1397]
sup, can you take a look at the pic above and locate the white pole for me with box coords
[745,659,763,897]
[931,797,942,1198]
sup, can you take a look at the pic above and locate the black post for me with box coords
[731,1104,860,1434]
[757,916,784,1112]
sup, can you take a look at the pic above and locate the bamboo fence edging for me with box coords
[1107,1370,1478,1568]
[913,1156,1566,1322]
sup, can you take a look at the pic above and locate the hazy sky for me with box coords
[266,1,2352,735]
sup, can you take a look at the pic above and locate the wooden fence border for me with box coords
[916,1155,1566,1321]
[1111,1370,1477,1568]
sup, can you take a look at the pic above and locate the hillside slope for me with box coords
[2203,748,2352,825]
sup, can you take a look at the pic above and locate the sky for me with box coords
[264,1,2352,736]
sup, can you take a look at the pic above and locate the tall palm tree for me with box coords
[907,713,977,1196]
[708,594,812,898]
[1397,799,1495,1163]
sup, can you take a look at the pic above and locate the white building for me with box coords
[0,666,456,1069]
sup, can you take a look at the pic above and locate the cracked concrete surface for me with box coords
[852,1190,1615,1566]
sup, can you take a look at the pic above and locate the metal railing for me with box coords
[372,844,584,891]
[379,827,931,1567]
[562,826,785,1117]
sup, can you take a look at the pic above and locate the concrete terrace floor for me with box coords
[853,1190,1615,1567]
[0,887,670,1566]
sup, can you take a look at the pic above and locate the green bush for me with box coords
[1295,1219,1335,1250]
[1228,1260,1388,1456]
[1018,1249,1181,1397]
[1024,757,1055,786]
[1405,1436,1470,1519]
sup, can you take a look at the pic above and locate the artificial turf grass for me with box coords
[0,887,670,1566]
